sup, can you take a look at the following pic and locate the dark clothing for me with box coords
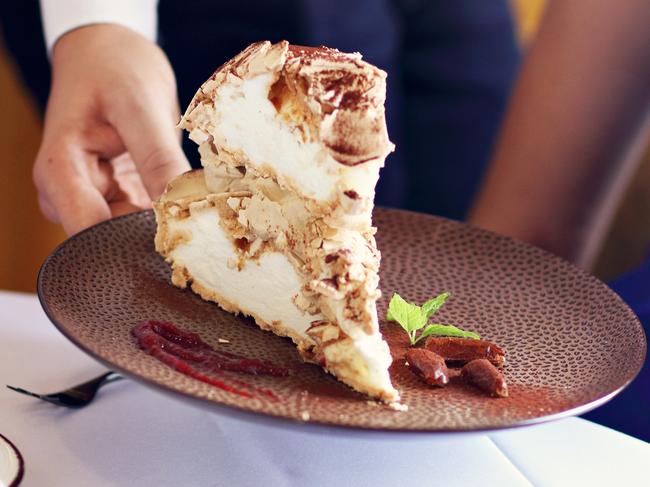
[582,258,650,442]
[0,1,51,111]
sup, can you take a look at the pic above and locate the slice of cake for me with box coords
[154,40,398,402]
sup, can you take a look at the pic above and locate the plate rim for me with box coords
[0,433,25,487]
[37,209,648,434]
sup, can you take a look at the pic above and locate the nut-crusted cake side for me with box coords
[155,41,398,402]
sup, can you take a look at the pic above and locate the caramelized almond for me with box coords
[461,359,508,397]
[424,337,505,367]
[406,348,449,387]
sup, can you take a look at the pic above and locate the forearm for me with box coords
[469,0,650,265]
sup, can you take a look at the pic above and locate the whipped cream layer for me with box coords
[168,201,321,339]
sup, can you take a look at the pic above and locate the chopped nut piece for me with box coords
[310,278,345,300]
[248,237,263,255]
[406,348,449,387]
[218,338,230,344]
[226,197,241,211]
[275,232,288,249]
[461,359,508,397]
[424,337,505,367]
[237,212,249,228]
[320,325,340,342]
[347,263,365,282]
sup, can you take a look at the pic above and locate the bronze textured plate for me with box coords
[37,209,646,432]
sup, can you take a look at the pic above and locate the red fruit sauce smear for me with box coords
[132,320,289,400]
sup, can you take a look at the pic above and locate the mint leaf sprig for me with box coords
[386,292,480,345]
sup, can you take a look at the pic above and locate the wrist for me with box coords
[53,23,152,64]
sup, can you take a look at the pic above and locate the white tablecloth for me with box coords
[1,291,648,486]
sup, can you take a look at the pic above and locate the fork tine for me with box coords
[6,387,74,407]
[6,385,43,400]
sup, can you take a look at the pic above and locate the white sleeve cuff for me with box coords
[40,0,159,52]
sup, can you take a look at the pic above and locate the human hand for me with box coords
[33,24,190,235]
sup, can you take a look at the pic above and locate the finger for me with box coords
[36,144,112,235]
[110,153,151,208]
[81,123,127,199]
[89,158,119,199]
[110,98,190,200]
[54,177,112,235]
[106,183,146,218]
[83,121,126,160]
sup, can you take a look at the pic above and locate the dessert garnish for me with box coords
[423,336,505,367]
[386,292,479,345]
[461,359,508,398]
[133,320,288,400]
[405,348,449,387]
[388,292,508,398]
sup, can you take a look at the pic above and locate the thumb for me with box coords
[112,100,191,200]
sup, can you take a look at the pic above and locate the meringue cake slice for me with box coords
[154,41,398,402]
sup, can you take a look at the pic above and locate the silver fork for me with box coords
[6,371,123,408]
